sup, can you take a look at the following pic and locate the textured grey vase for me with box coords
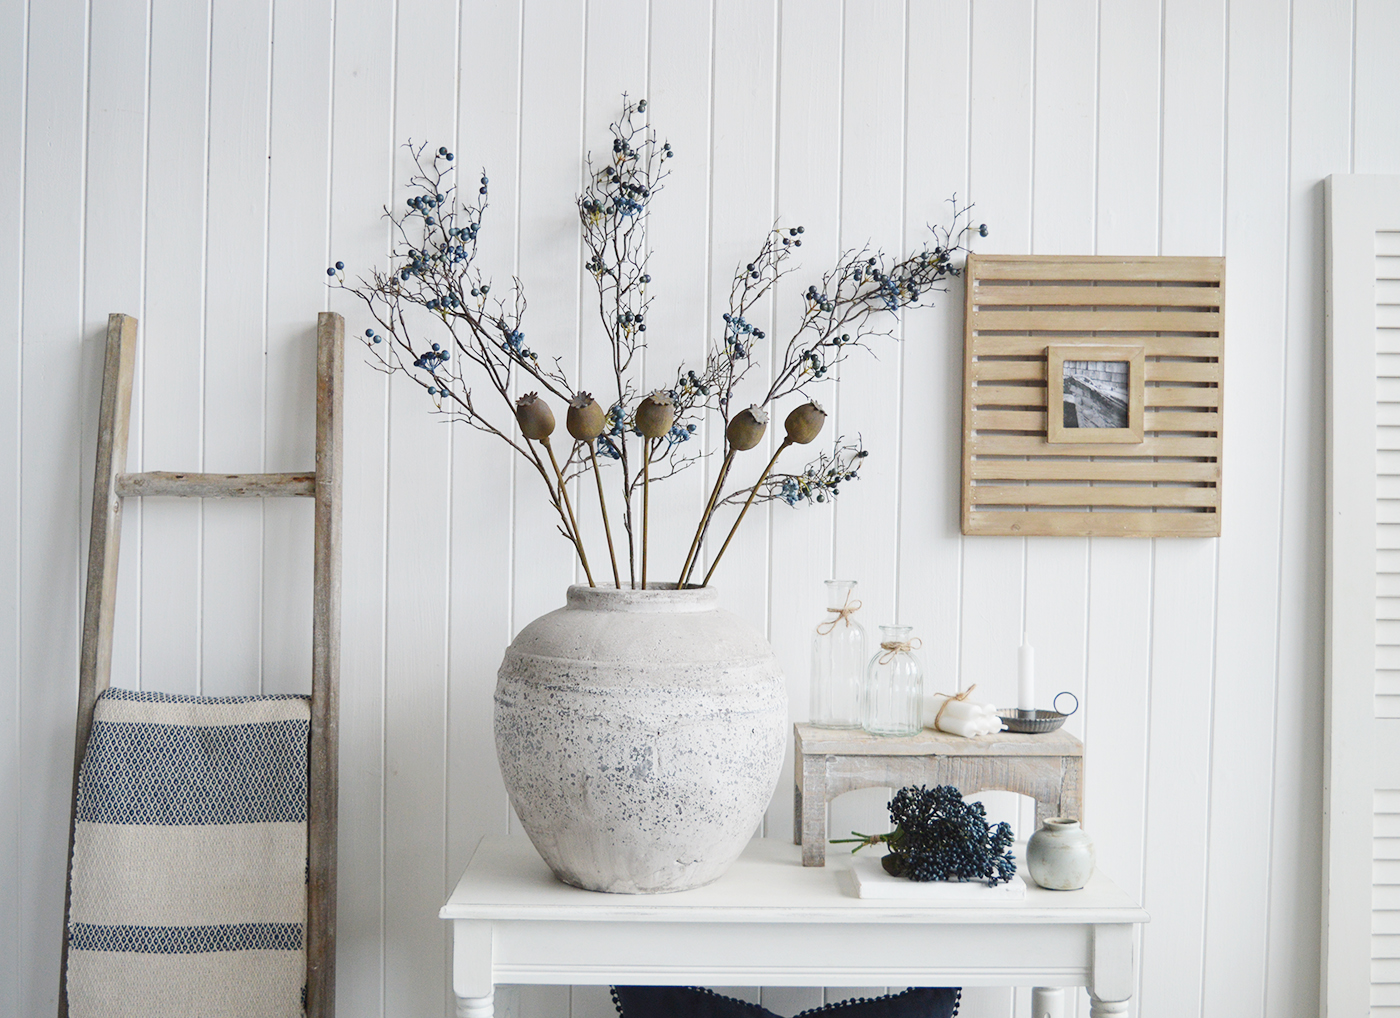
[1026,817,1096,890]
[495,584,788,894]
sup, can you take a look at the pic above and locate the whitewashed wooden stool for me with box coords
[794,723,1084,866]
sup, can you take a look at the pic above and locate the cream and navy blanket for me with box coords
[67,688,310,1018]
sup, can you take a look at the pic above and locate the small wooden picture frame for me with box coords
[1046,344,1144,444]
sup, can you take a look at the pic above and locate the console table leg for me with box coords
[457,991,494,1018]
[1030,986,1064,1018]
[1087,995,1128,1017]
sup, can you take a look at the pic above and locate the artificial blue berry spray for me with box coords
[331,98,984,587]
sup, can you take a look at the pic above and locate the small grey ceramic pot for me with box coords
[1026,817,1095,890]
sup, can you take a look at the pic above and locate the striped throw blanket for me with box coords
[67,688,311,1018]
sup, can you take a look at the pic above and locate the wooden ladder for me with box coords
[58,311,344,1018]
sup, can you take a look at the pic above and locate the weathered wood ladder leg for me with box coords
[58,312,344,1018]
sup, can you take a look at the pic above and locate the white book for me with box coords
[842,853,1028,900]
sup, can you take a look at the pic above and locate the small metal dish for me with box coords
[998,691,1078,734]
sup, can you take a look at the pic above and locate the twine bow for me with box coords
[876,637,923,665]
[816,592,863,636]
[931,682,978,731]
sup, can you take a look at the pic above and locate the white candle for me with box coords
[1018,642,1035,713]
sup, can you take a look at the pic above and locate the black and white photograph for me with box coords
[1061,359,1130,429]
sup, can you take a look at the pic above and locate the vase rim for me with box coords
[1044,817,1080,829]
[566,582,720,613]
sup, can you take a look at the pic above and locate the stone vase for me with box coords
[1026,817,1096,890]
[494,584,787,894]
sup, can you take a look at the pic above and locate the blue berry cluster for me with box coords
[595,403,629,460]
[720,312,762,359]
[678,368,709,398]
[880,785,1016,885]
[665,422,696,446]
[413,342,450,376]
[501,328,536,363]
[777,446,867,505]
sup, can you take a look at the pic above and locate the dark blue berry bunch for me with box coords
[771,442,868,506]
[836,785,1017,886]
[720,311,763,360]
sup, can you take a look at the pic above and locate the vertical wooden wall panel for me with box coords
[1079,7,1158,1014]
[1024,0,1095,856]
[261,0,331,697]
[0,0,26,1007]
[1354,0,1400,175]
[1139,0,1227,1013]
[1203,1,1292,1015]
[509,0,585,646]
[18,0,88,1009]
[139,0,210,696]
[896,0,970,756]
[328,0,396,1010]
[959,0,1033,744]
[1020,12,1099,1003]
[823,0,908,865]
[959,0,1033,840]
[637,0,711,587]
[960,5,1033,1015]
[447,0,522,1006]
[507,3,587,1013]
[1073,18,1160,1018]
[763,0,840,857]
[381,0,458,1012]
[692,0,777,633]
[200,0,273,698]
[831,0,905,653]
[82,0,148,699]
[573,0,648,592]
[1266,2,1351,1014]
[1094,1,1160,257]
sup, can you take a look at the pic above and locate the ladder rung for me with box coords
[116,471,317,498]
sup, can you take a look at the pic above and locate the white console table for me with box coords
[441,837,1148,1018]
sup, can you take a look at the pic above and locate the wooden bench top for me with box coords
[794,722,1083,758]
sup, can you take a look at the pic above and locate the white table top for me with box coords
[441,836,1148,927]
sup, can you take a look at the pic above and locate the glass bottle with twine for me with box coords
[861,624,924,737]
[809,580,867,729]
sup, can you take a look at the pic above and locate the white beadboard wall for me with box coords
[4,1,1399,1016]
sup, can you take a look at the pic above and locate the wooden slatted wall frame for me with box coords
[960,253,1225,537]
[58,312,343,1018]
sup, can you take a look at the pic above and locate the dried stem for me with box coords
[702,439,791,587]
[678,447,735,587]
[542,437,595,587]
[589,446,622,588]
[641,438,652,590]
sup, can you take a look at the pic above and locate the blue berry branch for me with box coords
[328,98,986,588]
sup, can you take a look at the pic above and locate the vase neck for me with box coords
[566,583,719,613]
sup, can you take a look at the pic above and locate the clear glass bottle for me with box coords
[809,580,867,728]
[861,624,924,736]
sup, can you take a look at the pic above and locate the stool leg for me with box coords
[800,755,827,866]
[1061,754,1083,821]
[1030,987,1064,1018]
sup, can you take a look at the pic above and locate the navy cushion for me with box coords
[611,986,960,1018]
